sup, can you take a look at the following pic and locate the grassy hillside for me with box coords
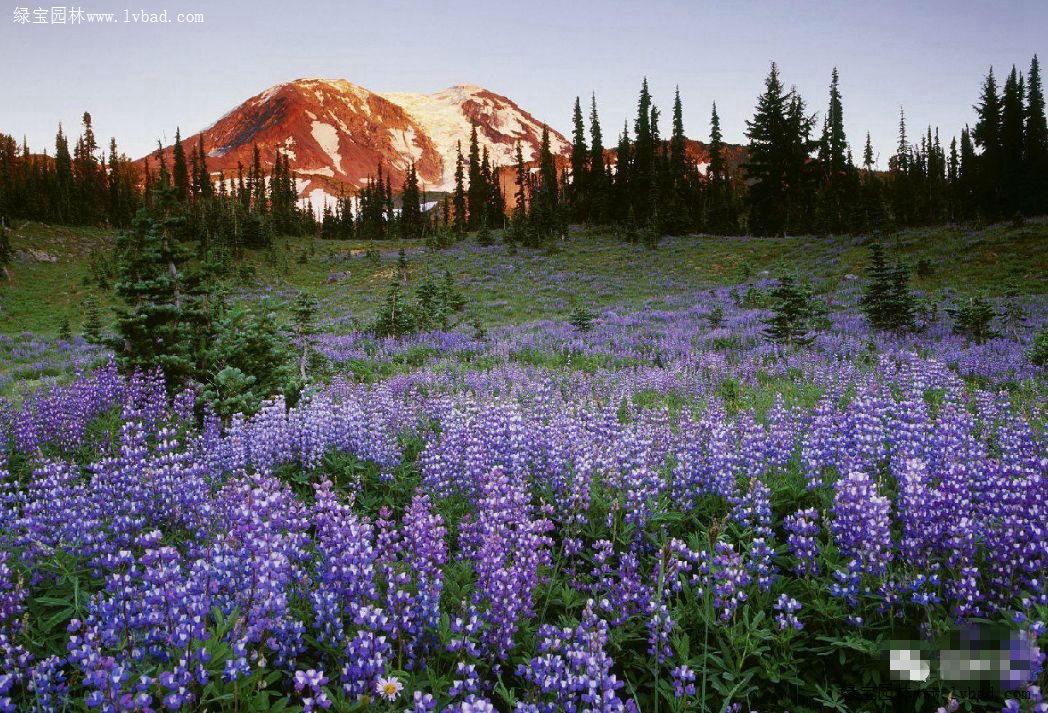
[2,218,1047,335]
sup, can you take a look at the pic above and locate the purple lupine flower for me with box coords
[784,508,821,575]
[671,665,697,696]
[831,471,892,578]
[516,600,632,711]
[774,594,804,631]
[457,466,553,660]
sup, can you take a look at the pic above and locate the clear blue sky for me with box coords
[1,0,1044,166]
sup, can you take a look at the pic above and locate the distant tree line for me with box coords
[538,56,1046,240]
[0,117,317,252]
[0,113,139,227]
[493,56,1047,243]
[1,55,1045,242]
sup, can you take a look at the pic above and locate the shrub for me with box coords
[641,214,661,250]
[0,216,11,271]
[742,286,771,309]
[860,243,916,331]
[915,256,935,279]
[1029,329,1048,367]
[202,365,260,419]
[948,296,998,344]
[763,274,821,346]
[370,280,418,338]
[706,304,725,329]
[82,296,104,344]
[204,302,298,417]
[569,304,596,333]
[371,271,467,337]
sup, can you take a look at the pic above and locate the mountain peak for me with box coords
[147,78,570,210]
[441,83,487,97]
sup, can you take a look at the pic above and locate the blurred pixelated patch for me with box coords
[884,624,1043,690]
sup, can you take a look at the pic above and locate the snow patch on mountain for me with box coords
[310,121,343,173]
[279,137,297,161]
[390,126,424,169]
[382,84,567,182]
[302,187,338,217]
[381,88,472,185]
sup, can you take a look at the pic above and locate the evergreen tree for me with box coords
[613,121,632,222]
[569,96,588,221]
[529,126,561,242]
[466,123,486,229]
[250,144,266,213]
[860,243,916,331]
[569,303,596,333]
[744,63,816,235]
[823,69,848,173]
[973,67,1003,217]
[171,128,190,203]
[705,102,737,234]
[54,124,74,222]
[665,86,693,233]
[745,63,791,235]
[888,108,915,226]
[73,112,105,224]
[385,173,395,232]
[863,132,875,171]
[1000,66,1026,215]
[453,141,467,234]
[82,294,104,344]
[814,68,857,233]
[784,90,818,232]
[106,137,138,227]
[947,136,960,219]
[203,299,298,418]
[948,295,998,344]
[958,126,977,217]
[1029,328,1048,368]
[397,246,409,280]
[196,134,212,199]
[587,94,608,223]
[0,216,12,278]
[631,78,655,220]
[110,183,215,383]
[763,274,818,345]
[400,162,424,239]
[1024,55,1048,214]
[292,290,319,380]
[482,149,505,228]
[371,280,417,337]
[507,141,528,244]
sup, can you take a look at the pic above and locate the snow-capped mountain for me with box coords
[380,84,570,172]
[143,78,571,208]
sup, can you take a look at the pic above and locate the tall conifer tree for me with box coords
[632,78,655,219]
[1000,66,1026,214]
[973,67,1003,216]
[401,162,424,239]
[569,96,588,220]
[1024,55,1048,213]
[171,127,190,203]
[453,141,467,233]
[588,94,607,223]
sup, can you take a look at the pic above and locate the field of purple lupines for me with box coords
[1,251,1047,712]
